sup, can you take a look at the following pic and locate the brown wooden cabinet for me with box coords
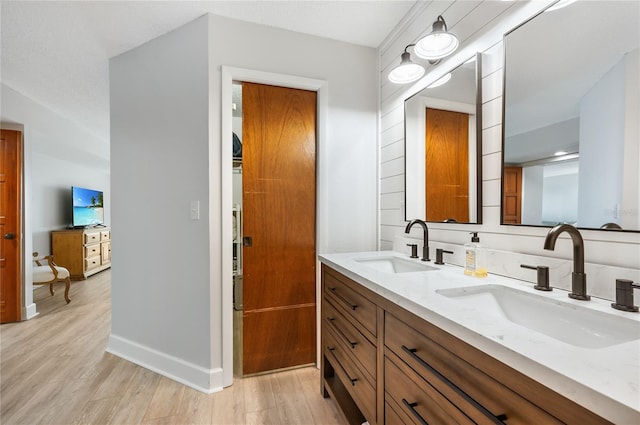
[321,265,380,425]
[320,264,611,425]
[52,227,111,280]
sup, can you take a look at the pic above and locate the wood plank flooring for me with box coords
[0,270,342,425]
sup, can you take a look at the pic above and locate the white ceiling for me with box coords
[1,0,416,141]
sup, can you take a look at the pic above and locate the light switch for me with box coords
[190,200,200,220]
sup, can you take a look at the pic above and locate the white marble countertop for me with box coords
[319,251,640,424]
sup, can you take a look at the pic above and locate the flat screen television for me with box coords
[72,186,105,227]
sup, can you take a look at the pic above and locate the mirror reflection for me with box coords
[502,0,639,231]
[405,53,482,223]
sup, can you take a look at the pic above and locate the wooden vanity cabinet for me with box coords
[320,264,611,425]
[321,265,381,425]
[385,311,560,425]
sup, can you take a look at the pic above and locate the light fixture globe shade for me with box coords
[414,32,459,60]
[388,52,425,84]
[427,72,452,88]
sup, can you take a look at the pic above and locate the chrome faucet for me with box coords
[543,224,590,300]
[405,219,430,261]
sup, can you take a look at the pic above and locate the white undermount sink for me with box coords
[436,285,640,349]
[354,256,439,274]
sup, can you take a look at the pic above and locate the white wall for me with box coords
[578,59,625,227]
[522,165,543,225]
[379,1,639,284]
[210,14,379,254]
[108,15,215,391]
[109,13,378,392]
[542,172,578,225]
[1,83,110,319]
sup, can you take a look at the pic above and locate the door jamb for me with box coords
[219,67,327,387]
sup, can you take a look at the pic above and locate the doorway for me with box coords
[221,67,327,387]
[425,108,470,222]
[232,82,317,376]
[0,129,23,323]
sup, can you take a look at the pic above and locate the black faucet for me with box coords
[520,264,551,291]
[543,224,589,300]
[435,248,453,265]
[405,219,430,262]
[611,279,640,312]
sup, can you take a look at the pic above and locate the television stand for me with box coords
[52,227,111,280]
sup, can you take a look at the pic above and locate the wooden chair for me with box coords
[32,252,71,303]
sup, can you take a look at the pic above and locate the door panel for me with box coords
[243,305,316,374]
[425,108,469,223]
[503,166,523,224]
[1,129,22,323]
[242,83,317,374]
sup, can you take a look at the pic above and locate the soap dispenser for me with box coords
[464,232,487,278]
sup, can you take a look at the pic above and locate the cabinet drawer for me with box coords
[324,270,376,336]
[85,256,101,271]
[323,298,376,385]
[100,231,110,241]
[84,245,101,259]
[385,352,474,425]
[385,313,561,425]
[325,337,376,423]
[385,401,414,425]
[84,232,100,244]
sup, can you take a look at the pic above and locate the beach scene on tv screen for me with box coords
[73,187,104,225]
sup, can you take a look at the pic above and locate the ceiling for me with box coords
[1,0,416,142]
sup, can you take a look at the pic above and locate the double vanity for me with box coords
[320,251,639,425]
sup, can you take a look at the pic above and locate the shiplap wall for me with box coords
[378,0,640,271]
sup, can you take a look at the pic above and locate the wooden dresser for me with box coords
[320,264,610,425]
[52,227,111,280]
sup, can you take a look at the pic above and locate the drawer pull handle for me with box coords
[329,287,358,310]
[327,346,335,352]
[349,377,358,386]
[327,317,358,349]
[401,345,507,424]
[333,319,358,349]
[402,399,429,425]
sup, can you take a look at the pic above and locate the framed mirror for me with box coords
[502,0,639,231]
[405,53,482,223]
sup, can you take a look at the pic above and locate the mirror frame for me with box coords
[404,52,483,224]
[500,5,639,233]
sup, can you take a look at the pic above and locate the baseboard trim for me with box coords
[24,303,38,320]
[107,334,223,394]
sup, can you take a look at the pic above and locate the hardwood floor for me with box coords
[0,270,342,424]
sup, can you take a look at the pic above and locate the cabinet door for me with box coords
[101,242,111,264]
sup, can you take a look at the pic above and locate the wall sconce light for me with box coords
[388,15,459,84]
[414,15,459,60]
[388,44,425,84]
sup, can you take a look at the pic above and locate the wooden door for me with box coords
[503,166,522,224]
[1,129,22,323]
[242,82,317,375]
[425,108,469,222]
